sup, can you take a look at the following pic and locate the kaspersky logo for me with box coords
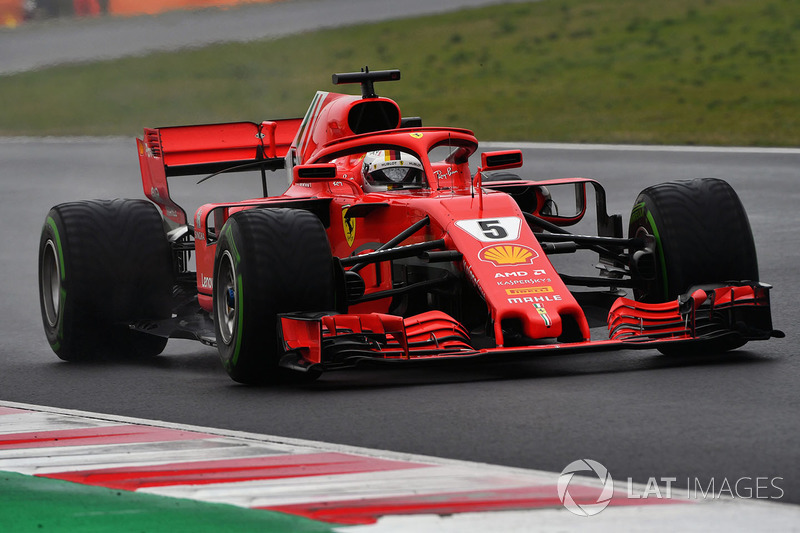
[557,459,614,516]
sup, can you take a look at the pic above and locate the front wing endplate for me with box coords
[276,283,781,372]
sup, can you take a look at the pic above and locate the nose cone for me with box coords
[443,195,589,347]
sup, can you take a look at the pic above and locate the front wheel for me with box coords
[628,178,759,354]
[213,208,336,384]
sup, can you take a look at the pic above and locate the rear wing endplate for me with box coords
[137,119,302,226]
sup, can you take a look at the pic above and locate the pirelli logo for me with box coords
[505,286,554,296]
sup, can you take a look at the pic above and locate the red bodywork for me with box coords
[136,71,778,372]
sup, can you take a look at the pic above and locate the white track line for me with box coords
[480,141,800,154]
[2,136,799,155]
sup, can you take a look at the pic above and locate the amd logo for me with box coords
[495,269,546,278]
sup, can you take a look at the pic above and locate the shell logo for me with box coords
[479,244,539,266]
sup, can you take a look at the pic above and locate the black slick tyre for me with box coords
[38,199,174,361]
[213,208,335,384]
[628,178,759,354]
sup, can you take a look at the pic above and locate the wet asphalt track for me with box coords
[1,137,798,505]
[1,0,798,507]
[0,0,530,75]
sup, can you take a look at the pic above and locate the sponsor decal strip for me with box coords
[1,401,796,531]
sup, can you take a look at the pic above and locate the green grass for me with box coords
[2,0,799,145]
[0,471,334,533]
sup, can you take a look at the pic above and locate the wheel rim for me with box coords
[41,239,61,328]
[215,250,237,345]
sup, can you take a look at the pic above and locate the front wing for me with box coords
[278,282,782,372]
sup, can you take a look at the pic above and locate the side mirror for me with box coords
[294,164,338,181]
[480,150,523,171]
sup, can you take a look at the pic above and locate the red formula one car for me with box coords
[39,69,783,383]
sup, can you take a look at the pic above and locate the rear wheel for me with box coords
[38,199,174,361]
[628,178,758,354]
[213,208,336,384]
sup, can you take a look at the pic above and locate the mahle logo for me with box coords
[558,459,614,516]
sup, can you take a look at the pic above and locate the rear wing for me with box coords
[137,119,302,226]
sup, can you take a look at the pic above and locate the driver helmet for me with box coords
[362,150,424,191]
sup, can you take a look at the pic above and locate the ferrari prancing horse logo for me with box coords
[342,207,356,247]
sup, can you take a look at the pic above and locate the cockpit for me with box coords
[361,149,426,192]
